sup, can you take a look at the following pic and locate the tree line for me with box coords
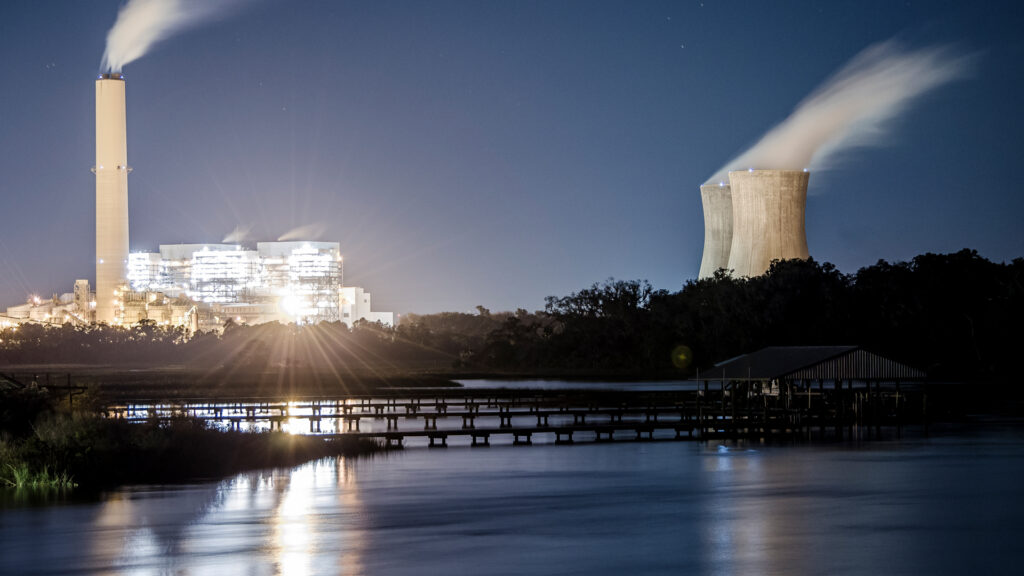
[400,249,1024,381]
[2,249,1021,382]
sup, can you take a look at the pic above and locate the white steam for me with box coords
[222,224,252,243]
[705,41,972,185]
[101,0,250,73]
[277,223,327,242]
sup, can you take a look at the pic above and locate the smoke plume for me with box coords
[101,0,250,72]
[222,224,253,243]
[705,41,972,185]
[278,223,327,242]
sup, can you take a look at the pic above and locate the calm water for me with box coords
[456,379,697,391]
[3,426,1023,575]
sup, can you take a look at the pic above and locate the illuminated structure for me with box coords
[125,241,392,328]
[725,170,810,277]
[93,73,131,324]
[698,182,733,279]
[2,75,393,332]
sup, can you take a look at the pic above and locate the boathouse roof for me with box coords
[697,346,926,382]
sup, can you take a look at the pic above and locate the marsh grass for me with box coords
[1,463,77,489]
[1,388,385,491]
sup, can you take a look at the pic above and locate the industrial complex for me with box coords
[698,169,811,279]
[0,73,392,332]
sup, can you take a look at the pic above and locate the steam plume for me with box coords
[705,41,972,185]
[101,0,250,72]
[222,224,252,243]
[278,223,327,242]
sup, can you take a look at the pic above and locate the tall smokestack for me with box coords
[698,182,733,279]
[93,73,131,324]
[726,170,809,277]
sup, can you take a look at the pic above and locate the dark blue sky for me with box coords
[1,1,1022,314]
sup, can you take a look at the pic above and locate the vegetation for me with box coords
[1,249,1021,383]
[0,387,385,492]
[2,249,1021,492]
[399,249,1024,382]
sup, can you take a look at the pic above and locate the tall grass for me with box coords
[2,387,385,490]
[1,463,76,489]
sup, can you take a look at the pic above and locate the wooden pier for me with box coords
[103,380,928,447]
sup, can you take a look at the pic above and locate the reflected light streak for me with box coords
[701,444,771,575]
[335,457,365,574]
[265,459,367,574]
[270,463,319,576]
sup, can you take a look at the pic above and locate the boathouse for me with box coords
[694,346,928,436]
[699,346,926,390]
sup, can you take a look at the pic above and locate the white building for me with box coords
[2,293,82,327]
[340,286,394,328]
[124,241,391,329]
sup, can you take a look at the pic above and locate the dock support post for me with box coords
[513,432,532,446]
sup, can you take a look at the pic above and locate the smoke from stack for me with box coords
[278,223,327,242]
[101,0,251,72]
[705,40,972,185]
[223,224,253,243]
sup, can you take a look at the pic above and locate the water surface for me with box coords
[3,424,1022,575]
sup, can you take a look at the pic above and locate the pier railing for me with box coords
[102,383,927,447]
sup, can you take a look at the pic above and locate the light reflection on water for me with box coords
[2,428,1024,575]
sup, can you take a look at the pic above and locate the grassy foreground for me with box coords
[0,387,385,491]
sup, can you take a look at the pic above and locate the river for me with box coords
[2,421,1023,575]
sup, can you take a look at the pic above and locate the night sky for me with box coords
[1,0,1022,315]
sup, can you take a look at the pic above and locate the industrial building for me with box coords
[698,169,810,279]
[125,241,393,328]
[1,73,393,332]
[697,182,733,279]
[3,239,393,331]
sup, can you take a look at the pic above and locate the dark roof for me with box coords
[696,346,926,381]
[0,374,25,390]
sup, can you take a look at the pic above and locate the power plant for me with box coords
[93,73,131,324]
[0,73,393,331]
[698,169,810,279]
[697,182,732,279]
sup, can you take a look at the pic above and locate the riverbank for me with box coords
[1,365,461,402]
[0,387,386,493]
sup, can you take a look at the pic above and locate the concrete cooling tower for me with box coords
[93,73,131,324]
[726,169,809,277]
[698,183,732,279]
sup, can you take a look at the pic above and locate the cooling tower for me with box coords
[698,182,733,279]
[726,169,809,277]
[93,73,131,324]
